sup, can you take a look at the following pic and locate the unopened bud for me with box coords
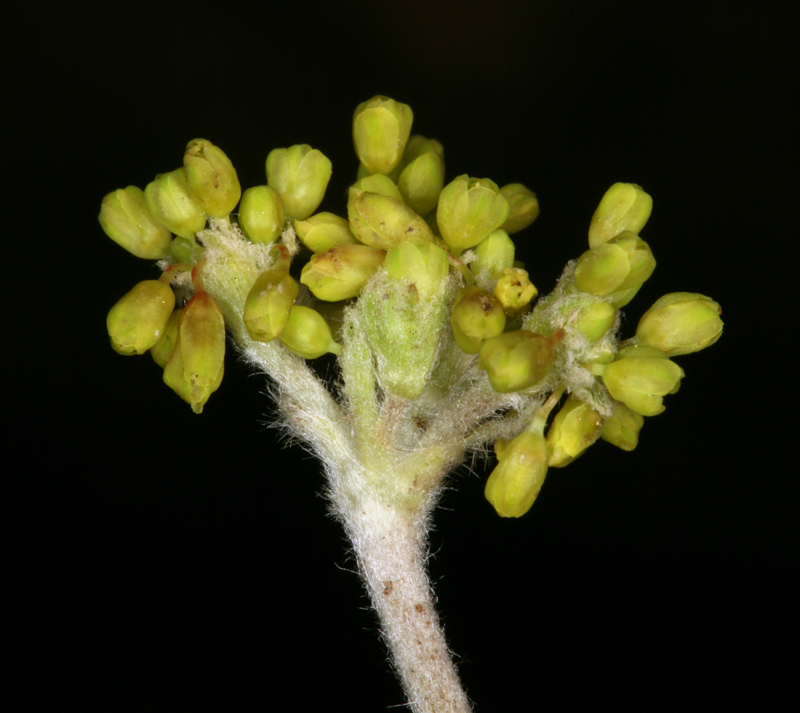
[600,401,645,451]
[499,183,540,234]
[573,301,617,342]
[599,345,684,416]
[99,186,172,259]
[301,244,385,301]
[397,151,445,216]
[478,330,560,393]
[107,280,176,355]
[150,309,180,367]
[238,185,285,244]
[588,182,652,248]
[144,169,207,239]
[450,287,506,354]
[348,192,436,250]
[294,212,359,253]
[385,237,450,300]
[348,174,404,204]
[546,396,603,467]
[266,144,332,220]
[183,139,241,218]
[163,291,225,413]
[471,229,515,279]
[493,267,538,318]
[353,95,414,175]
[243,270,299,342]
[437,175,510,251]
[484,430,549,517]
[635,292,723,356]
[279,305,342,359]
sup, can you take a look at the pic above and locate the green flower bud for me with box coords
[402,135,444,165]
[107,280,176,355]
[348,192,436,250]
[437,175,510,252]
[546,396,603,467]
[266,144,332,221]
[384,237,450,300]
[163,291,225,414]
[300,244,386,301]
[238,185,285,244]
[170,235,204,263]
[573,231,655,306]
[150,309,180,367]
[588,182,653,248]
[450,287,506,354]
[600,345,684,416]
[183,139,242,218]
[243,270,299,342]
[347,173,404,204]
[397,152,445,216]
[478,330,561,393]
[573,301,617,342]
[471,229,516,279]
[98,186,172,259]
[635,292,723,356]
[493,267,538,319]
[294,212,359,253]
[353,95,414,175]
[499,183,540,234]
[600,401,645,451]
[484,430,549,517]
[278,305,342,359]
[144,169,207,238]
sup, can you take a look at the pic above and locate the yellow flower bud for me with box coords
[493,267,538,319]
[384,237,450,300]
[107,280,176,355]
[144,169,207,238]
[163,291,225,413]
[635,292,723,356]
[471,229,515,279]
[243,270,299,342]
[600,401,645,451]
[278,305,342,359]
[402,135,444,165]
[347,174,404,204]
[183,139,242,218]
[397,151,445,216]
[546,396,603,467]
[353,96,414,175]
[572,301,617,342]
[478,330,561,393]
[485,430,549,517]
[600,345,684,416]
[266,144,332,221]
[437,175,510,251]
[150,309,180,368]
[588,182,653,248]
[348,192,436,250]
[499,183,540,234]
[450,287,506,354]
[99,186,172,260]
[300,244,386,301]
[294,212,359,253]
[238,185,285,244]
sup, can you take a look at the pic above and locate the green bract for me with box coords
[99,186,172,260]
[635,292,723,356]
[266,144,332,221]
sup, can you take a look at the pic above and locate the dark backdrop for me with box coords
[7,1,794,709]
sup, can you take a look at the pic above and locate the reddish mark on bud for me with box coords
[414,604,424,613]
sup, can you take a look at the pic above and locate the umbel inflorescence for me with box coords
[100,95,722,521]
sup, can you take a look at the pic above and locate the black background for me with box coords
[7,1,795,709]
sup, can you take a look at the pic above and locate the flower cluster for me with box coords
[99,95,723,515]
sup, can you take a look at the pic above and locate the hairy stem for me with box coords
[335,494,473,713]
